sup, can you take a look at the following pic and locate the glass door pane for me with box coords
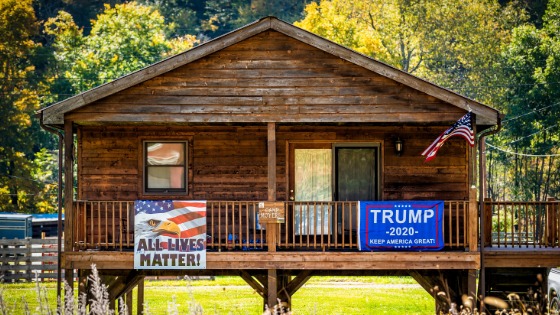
[336,148,377,201]
[294,149,332,235]
[335,146,379,232]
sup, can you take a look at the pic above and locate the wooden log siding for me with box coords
[72,200,470,251]
[67,31,465,125]
[77,125,469,202]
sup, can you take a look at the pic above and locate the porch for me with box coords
[70,200,474,252]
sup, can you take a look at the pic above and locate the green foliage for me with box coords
[486,0,560,201]
[0,0,57,213]
[45,2,197,93]
[2,0,560,213]
[295,0,525,102]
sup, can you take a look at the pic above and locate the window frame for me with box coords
[142,140,189,195]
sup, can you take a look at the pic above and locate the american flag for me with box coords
[134,200,206,239]
[421,112,475,162]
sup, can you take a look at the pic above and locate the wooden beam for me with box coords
[65,251,481,270]
[64,120,75,295]
[268,122,276,202]
[407,270,434,296]
[484,250,560,268]
[238,270,266,298]
[277,273,291,308]
[467,269,477,299]
[78,269,90,308]
[125,291,133,314]
[107,271,144,302]
[285,270,313,296]
[468,187,478,252]
[267,269,277,309]
[137,279,144,315]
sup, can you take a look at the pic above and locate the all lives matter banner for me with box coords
[358,201,444,251]
[134,200,206,269]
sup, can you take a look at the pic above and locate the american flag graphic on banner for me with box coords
[134,200,207,269]
[421,112,475,162]
[135,200,206,239]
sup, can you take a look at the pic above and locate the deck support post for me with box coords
[267,269,278,309]
[265,271,306,311]
[266,122,278,309]
[64,120,75,300]
[409,270,476,314]
[467,269,477,305]
[78,269,91,311]
[137,279,144,315]
[125,290,133,313]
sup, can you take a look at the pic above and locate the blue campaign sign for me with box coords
[358,201,444,251]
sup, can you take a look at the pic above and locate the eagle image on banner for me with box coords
[358,201,444,251]
[134,200,206,269]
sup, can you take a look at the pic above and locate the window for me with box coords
[144,141,187,193]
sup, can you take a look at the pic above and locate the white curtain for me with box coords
[294,149,332,235]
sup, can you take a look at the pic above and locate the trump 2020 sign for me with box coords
[358,201,444,251]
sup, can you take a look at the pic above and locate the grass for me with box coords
[0,276,433,314]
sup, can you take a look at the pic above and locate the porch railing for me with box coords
[483,199,559,248]
[72,200,471,251]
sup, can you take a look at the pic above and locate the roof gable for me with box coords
[39,17,499,126]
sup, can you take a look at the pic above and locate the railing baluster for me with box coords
[313,202,317,249]
[455,202,459,248]
[446,201,450,247]
[341,202,346,248]
[511,202,515,247]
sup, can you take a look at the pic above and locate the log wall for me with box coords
[77,125,469,201]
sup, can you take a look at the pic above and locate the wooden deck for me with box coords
[63,251,480,270]
[71,200,471,251]
[64,199,560,271]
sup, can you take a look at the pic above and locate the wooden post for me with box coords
[126,290,133,313]
[468,187,478,252]
[25,238,32,282]
[78,269,90,312]
[137,279,144,315]
[266,122,279,308]
[467,269,477,300]
[268,122,276,201]
[266,223,278,253]
[483,198,492,247]
[547,198,557,246]
[64,120,75,294]
[267,269,277,309]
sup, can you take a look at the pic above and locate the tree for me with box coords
[45,2,198,93]
[295,0,525,102]
[0,0,57,212]
[135,0,201,37]
[486,0,560,201]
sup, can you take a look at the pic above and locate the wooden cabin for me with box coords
[39,17,560,313]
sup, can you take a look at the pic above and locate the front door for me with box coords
[290,143,332,235]
[289,143,380,235]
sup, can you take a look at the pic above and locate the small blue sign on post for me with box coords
[358,201,444,251]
